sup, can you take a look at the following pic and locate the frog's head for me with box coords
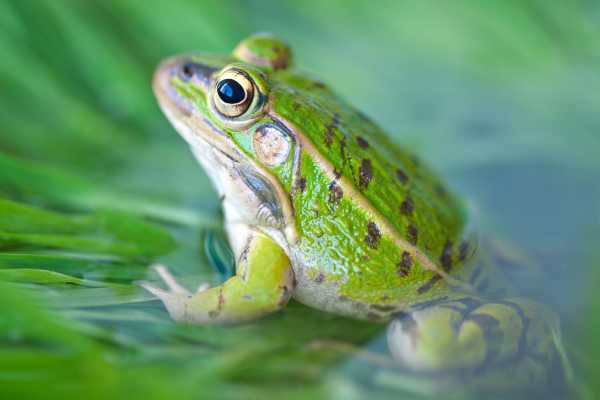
[153,33,293,157]
[153,34,299,238]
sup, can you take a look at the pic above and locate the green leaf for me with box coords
[0,268,124,287]
[0,152,218,227]
[0,197,175,259]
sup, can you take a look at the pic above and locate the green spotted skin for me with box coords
[269,74,468,305]
[150,34,563,384]
[226,73,470,308]
[170,36,471,311]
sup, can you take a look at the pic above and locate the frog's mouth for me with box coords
[152,56,244,164]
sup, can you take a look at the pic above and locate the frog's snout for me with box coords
[153,55,217,116]
[153,56,197,119]
[152,56,183,103]
[154,56,216,92]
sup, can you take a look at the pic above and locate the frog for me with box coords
[141,33,563,384]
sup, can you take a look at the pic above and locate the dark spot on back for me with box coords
[328,181,343,205]
[395,168,408,184]
[314,273,325,283]
[313,81,326,89]
[365,221,381,249]
[397,251,413,277]
[339,134,348,164]
[298,176,306,193]
[359,158,373,190]
[292,101,302,111]
[417,274,441,294]
[324,128,333,147]
[333,168,342,179]
[440,241,453,272]
[356,136,369,149]
[407,224,418,245]
[324,115,339,147]
[399,196,414,216]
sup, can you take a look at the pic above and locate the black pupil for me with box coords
[217,79,245,104]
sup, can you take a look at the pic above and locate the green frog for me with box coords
[142,34,562,383]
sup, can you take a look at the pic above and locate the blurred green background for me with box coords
[0,1,599,399]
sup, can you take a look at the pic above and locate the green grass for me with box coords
[0,1,599,399]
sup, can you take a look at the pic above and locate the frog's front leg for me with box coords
[140,230,294,324]
[387,297,559,382]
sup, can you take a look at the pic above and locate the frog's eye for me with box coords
[213,69,254,118]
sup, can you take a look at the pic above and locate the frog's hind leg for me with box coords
[387,296,560,386]
[139,230,294,324]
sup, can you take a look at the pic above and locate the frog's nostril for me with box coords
[179,62,195,81]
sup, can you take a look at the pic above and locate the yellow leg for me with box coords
[140,231,294,324]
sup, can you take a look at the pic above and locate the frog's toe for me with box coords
[138,280,169,298]
[138,280,190,321]
[150,263,191,295]
[138,265,213,321]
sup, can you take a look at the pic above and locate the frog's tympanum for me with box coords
[143,34,562,384]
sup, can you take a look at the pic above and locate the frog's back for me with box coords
[270,71,470,314]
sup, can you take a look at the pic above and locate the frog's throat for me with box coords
[271,109,469,289]
[162,102,299,247]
